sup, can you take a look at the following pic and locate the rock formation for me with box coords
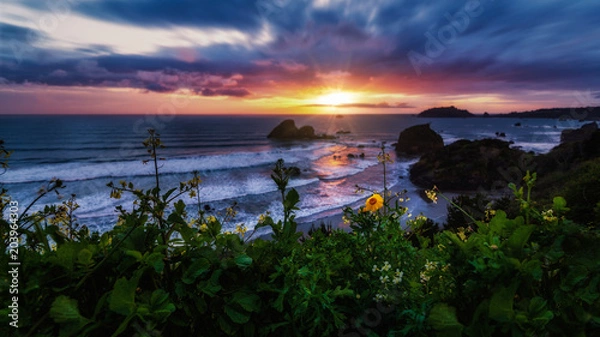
[395,124,444,156]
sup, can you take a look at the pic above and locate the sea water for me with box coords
[0,114,586,234]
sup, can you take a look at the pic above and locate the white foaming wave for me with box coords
[510,141,557,153]
[1,143,336,184]
[70,175,320,221]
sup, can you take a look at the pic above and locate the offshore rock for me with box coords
[395,124,444,156]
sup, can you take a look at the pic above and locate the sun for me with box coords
[315,91,355,106]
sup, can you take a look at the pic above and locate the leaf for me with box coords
[218,316,238,336]
[182,257,210,284]
[109,276,139,316]
[427,303,464,337]
[199,270,222,296]
[150,289,169,309]
[489,283,518,322]
[232,291,261,312]
[552,196,569,212]
[125,250,143,261]
[77,248,93,266]
[225,304,251,324]
[145,252,165,273]
[50,296,88,324]
[506,225,535,256]
[284,188,300,210]
[561,265,588,291]
[235,254,253,269]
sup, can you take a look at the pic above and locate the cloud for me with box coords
[200,88,251,97]
[1,0,599,111]
[18,0,263,31]
[253,59,308,73]
[316,71,351,81]
[302,102,414,109]
[49,69,67,77]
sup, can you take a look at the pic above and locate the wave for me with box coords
[1,143,336,184]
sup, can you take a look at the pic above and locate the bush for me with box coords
[1,136,598,337]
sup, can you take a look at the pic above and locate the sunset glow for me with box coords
[0,1,598,115]
[315,92,356,107]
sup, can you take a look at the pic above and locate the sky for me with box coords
[0,0,599,115]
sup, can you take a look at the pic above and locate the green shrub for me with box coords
[1,137,598,337]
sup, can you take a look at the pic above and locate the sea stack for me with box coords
[395,124,444,156]
[267,119,333,140]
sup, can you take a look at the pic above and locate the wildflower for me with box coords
[393,269,404,284]
[457,228,468,242]
[416,215,427,221]
[425,189,438,203]
[381,261,391,272]
[377,153,393,164]
[380,275,390,284]
[258,214,267,223]
[207,215,217,223]
[235,224,247,237]
[365,194,384,212]
[342,216,351,224]
[226,207,238,218]
[372,264,378,272]
[199,223,208,232]
[374,293,386,302]
[541,209,557,222]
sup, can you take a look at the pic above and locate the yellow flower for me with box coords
[425,189,438,203]
[199,223,208,232]
[364,194,384,212]
[235,224,247,237]
[207,215,217,223]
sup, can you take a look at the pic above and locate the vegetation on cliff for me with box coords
[0,134,598,337]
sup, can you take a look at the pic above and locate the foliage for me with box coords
[1,136,598,337]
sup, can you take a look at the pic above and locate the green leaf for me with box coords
[225,305,251,324]
[552,196,569,212]
[182,257,210,284]
[145,252,165,273]
[77,248,93,266]
[489,283,518,322]
[561,265,588,291]
[235,254,253,269]
[150,289,169,309]
[174,199,186,214]
[427,303,464,337]
[232,291,261,312]
[284,188,300,210]
[199,270,222,296]
[506,225,535,256]
[50,296,88,324]
[125,250,143,261]
[109,276,139,316]
[218,316,238,335]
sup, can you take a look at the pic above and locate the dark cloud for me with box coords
[1,0,599,104]
[0,23,41,42]
[19,0,263,31]
[200,88,251,97]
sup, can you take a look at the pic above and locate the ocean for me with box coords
[0,114,587,234]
